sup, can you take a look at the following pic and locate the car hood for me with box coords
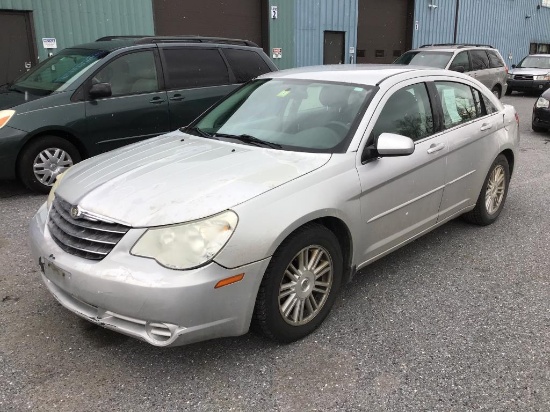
[57,131,331,227]
[509,67,550,76]
[0,88,41,109]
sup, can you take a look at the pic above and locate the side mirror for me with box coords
[89,82,112,99]
[451,65,465,73]
[376,133,415,156]
[511,64,517,69]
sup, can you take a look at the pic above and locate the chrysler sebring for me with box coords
[29,65,520,347]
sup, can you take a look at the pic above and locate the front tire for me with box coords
[17,136,81,193]
[463,154,510,226]
[252,223,343,343]
[532,124,547,133]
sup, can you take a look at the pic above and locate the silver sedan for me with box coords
[29,65,520,346]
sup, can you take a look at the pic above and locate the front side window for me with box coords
[94,51,159,96]
[371,83,434,142]
[393,51,453,69]
[13,48,108,95]
[435,82,480,128]
[470,50,490,71]
[449,51,471,72]
[189,79,377,152]
[162,48,229,89]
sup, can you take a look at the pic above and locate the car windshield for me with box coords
[11,48,109,95]
[394,51,453,68]
[517,56,550,69]
[187,79,377,153]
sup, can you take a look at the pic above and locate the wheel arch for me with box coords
[15,128,88,176]
[500,148,515,177]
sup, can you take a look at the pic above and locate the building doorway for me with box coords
[0,10,37,84]
[324,31,345,65]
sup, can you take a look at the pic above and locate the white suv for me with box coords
[394,44,508,98]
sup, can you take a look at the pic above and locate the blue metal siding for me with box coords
[295,0,358,67]
[0,0,154,61]
[269,0,295,69]
[413,0,550,65]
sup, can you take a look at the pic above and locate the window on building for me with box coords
[530,43,550,54]
[542,0,550,8]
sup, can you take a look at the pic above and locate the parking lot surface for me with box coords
[1,94,549,411]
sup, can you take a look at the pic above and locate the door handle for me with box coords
[149,97,165,104]
[169,94,185,102]
[480,123,493,131]
[427,142,445,154]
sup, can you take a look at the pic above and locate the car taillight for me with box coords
[515,112,520,125]
[505,65,509,74]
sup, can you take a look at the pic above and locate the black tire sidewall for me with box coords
[257,224,343,342]
[18,136,81,193]
[476,155,510,224]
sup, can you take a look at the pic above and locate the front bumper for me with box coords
[532,106,550,129]
[0,125,28,180]
[507,78,550,93]
[29,203,270,347]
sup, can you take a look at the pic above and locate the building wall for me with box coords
[294,0,358,67]
[413,0,550,65]
[0,0,154,61]
[269,0,358,69]
[268,0,296,69]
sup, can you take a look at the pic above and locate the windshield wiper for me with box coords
[181,125,219,140]
[214,133,282,149]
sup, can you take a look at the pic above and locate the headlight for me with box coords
[131,211,238,270]
[0,110,15,129]
[507,74,514,79]
[536,97,550,108]
[534,73,550,81]
[46,171,68,209]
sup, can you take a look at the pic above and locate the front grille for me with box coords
[514,74,534,80]
[48,197,130,260]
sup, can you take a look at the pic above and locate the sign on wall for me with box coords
[272,48,282,59]
[42,38,57,49]
[271,6,278,19]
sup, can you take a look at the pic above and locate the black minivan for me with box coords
[0,36,277,192]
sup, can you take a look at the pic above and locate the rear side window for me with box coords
[449,51,471,72]
[162,48,229,89]
[487,50,504,68]
[435,81,480,128]
[222,49,271,83]
[470,50,490,71]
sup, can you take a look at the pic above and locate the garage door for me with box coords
[153,0,267,48]
[356,0,414,64]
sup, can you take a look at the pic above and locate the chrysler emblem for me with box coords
[70,206,81,219]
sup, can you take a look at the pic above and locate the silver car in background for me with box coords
[395,44,508,98]
[29,65,520,347]
[506,54,550,95]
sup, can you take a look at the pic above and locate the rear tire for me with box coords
[491,86,501,99]
[462,154,510,226]
[252,223,343,343]
[18,136,81,193]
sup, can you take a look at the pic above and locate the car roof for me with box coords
[260,64,430,85]
[528,54,550,57]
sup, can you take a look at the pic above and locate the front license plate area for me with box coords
[41,257,72,285]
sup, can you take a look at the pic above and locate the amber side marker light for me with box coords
[215,273,245,289]
[0,110,16,129]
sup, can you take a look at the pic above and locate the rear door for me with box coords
[160,47,238,129]
[434,81,502,221]
[84,49,170,154]
[469,49,491,89]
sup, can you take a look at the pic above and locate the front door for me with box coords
[356,82,447,265]
[0,11,36,84]
[323,31,345,65]
[84,50,170,154]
